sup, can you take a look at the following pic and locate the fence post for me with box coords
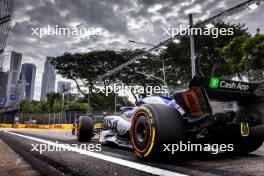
[69,112,71,124]
[74,113,76,125]
[53,113,55,124]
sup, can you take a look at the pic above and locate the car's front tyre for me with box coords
[77,116,93,142]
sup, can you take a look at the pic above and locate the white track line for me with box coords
[5,131,187,176]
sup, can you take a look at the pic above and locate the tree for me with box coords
[220,33,264,81]
[19,99,34,118]
[220,35,249,80]
[116,49,163,101]
[242,34,264,70]
[51,22,258,104]
[51,49,159,104]
[196,23,250,77]
[68,102,89,111]
[163,22,251,85]
[50,51,126,96]
[50,50,133,107]
[33,101,47,114]
[46,92,61,113]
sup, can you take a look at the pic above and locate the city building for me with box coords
[0,0,14,71]
[0,71,8,107]
[41,57,56,101]
[20,63,36,100]
[57,81,71,94]
[0,0,15,106]
[16,77,27,102]
[6,52,22,105]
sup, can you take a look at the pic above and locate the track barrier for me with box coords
[0,123,73,129]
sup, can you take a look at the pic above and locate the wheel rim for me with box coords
[133,113,151,151]
[136,119,147,142]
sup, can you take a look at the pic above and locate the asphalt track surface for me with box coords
[0,128,263,176]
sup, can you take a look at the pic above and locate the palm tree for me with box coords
[19,99,34,121]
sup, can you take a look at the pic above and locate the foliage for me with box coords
[46,92,61,113]
[51,22,264,104]
[19,99,34,115]
[164,22,251,85]
[241,34,264,70]
[68,102,89,111]
[221,33,264,81]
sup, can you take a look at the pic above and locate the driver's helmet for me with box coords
[122,109,134,119]
[120,107,134,119]
[135,99,144,106]
[103,112,110,117]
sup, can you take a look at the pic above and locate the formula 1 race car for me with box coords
[76,76,264,159]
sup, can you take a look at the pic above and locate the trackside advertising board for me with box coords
[0,124,73,129]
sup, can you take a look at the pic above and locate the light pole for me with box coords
[189,14,196,78]
[160,48,167,89]
[87,88,91,116]
[114,93,117,114]
[60,83,71,123]
[61,91,64,124]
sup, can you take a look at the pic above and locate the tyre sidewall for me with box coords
[77,116,93,142]
[131,104,185,158]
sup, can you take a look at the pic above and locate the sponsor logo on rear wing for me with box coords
[189,76,258,93]
[209,77,256,92]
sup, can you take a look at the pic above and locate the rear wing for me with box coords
[189,76,264,102]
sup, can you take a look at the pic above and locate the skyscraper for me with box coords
[16,77,27,102]
[41,57,56,101]
[20,63,36,100]
[0,0,15,105]
[0,71,8,107]
[0,0,14,71]
[6,52,22,105]
[57,81,71,94]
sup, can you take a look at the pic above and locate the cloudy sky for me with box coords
[3,0,264,100]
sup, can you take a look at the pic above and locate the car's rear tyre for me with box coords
[232,137,263,154]
[77,116,93,142]
[131,104,184,159]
